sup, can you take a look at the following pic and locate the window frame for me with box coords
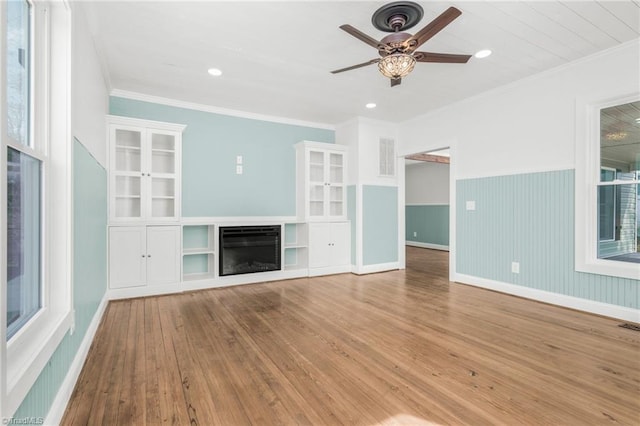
[598,166,617,243]
[1,0,73,418]
[575,92,640,280]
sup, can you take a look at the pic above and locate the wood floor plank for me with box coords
[61,301,118,424]
[62,248,640,425]
[155,296,194,425]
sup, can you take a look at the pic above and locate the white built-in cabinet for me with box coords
[295,141,347,222]
[108,226,181,289]
[308,222,351,276]
[108,115,185,222]
[108,116,186,291]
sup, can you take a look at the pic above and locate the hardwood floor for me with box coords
[62,247,640,425]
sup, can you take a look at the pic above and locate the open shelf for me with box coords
[182,225,215,280]
[283,223,308,270]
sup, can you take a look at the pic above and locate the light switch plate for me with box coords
[236,155,243,165]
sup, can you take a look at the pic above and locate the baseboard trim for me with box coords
[184,269,309,291]
[454,273,640,323]
[406,241,449,251]
[352,262,400,275]
[109,269,311,300]
[44,293,109,425]
[309,265,352,277]
[108,282,182,300]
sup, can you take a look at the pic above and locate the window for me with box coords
[1,0,73,418]
[598,168,616,242]
[575,94,640,280]
[7,0,30,148]
[6,148,41,339]
[5,0,42,341]
[597,102,639,263]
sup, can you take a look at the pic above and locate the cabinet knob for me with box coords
[148,254,152,258]
[142,254,146,258]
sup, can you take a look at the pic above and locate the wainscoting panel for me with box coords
[456,169,639,309]
[406,205,449,247]
[363,185,398,266]
[12,140,108,419]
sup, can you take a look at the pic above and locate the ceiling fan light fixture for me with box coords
[378,53,416,79]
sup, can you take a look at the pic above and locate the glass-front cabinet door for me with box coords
[308,150,326,218]
[295,141,348,222]
[111,127,144,219]
[328,152,344,218]
[149,131,178,218]
[109,117,184,222]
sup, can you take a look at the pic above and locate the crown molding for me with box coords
[110,89,336,131]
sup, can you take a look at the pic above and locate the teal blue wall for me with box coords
[405,205,449,246]
[14,139,108,418]
[347,185,356,265]
[457,169,639,309]
[109,97,335,217]
[363,185,398,265]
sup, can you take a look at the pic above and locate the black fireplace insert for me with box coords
[219,225,281,276]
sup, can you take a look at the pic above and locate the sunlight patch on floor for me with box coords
[376,414,442,425]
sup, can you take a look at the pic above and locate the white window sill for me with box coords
[576,258,640,280]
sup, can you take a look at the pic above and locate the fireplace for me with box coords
[219,225,281,276]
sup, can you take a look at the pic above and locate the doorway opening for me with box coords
[404,148,452,277]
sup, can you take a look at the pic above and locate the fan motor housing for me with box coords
[379,32,413,54]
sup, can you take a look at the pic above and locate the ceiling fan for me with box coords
[331,2,472,87]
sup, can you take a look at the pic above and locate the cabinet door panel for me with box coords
[146,226,181,285]
[330,222,350,267]
[308,223,331,268]
[113,128,143,172]
[109,120,182,222]
[109,227,146,288]
[328,152,344,184]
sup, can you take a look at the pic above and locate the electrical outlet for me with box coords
[413,232,417,237]
[236,165,243,175]
[511,261,520,274]
[466,200,476,211]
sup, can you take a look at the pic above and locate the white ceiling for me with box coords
[80,1,640,126]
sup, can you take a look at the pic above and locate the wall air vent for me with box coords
[379,137,395,177]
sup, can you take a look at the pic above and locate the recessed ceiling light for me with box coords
[366,103,377,109]
[474,49,492,59]
[207,68,222,76]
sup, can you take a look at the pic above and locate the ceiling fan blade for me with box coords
[414,52,471,63]
[339,24,385,50]
[405,7,462,52]
[391,78,402,87]
[331,59,380,74]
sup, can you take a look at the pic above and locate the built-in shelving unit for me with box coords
[182,225,215,281]
[283,223,308,271]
